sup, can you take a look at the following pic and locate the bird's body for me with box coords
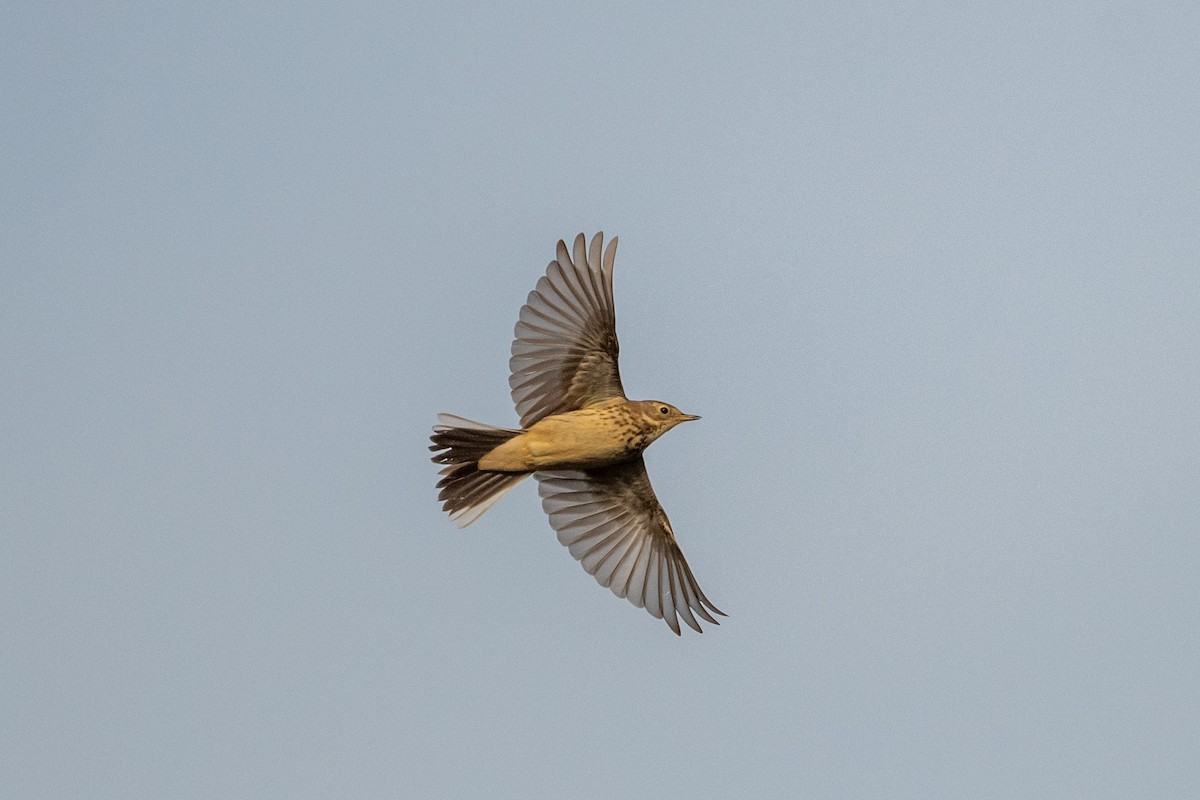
[430,233,723,635]
[478,398,695,472]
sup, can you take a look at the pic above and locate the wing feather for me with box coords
[535,458,725,635]
[509,233,625,426]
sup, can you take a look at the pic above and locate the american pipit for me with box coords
[430,233,724,635]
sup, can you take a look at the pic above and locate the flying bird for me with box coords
[430,233,724,635]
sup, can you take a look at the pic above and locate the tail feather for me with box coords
[430,414,529,527]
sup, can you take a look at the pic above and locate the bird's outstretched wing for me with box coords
[509,232,625,427]
[536,458,725,635]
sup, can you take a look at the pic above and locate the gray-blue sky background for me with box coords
[3,3,1198,797]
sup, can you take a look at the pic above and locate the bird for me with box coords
[429,232,725,635]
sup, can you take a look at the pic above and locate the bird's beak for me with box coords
[680,414,701,422]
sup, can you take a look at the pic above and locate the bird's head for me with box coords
[635,401,701,434]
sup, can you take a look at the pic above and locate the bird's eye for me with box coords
[659,406,669,415]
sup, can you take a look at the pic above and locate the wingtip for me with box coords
[602,235,618,274]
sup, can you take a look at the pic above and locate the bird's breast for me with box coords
[520,407,650,470]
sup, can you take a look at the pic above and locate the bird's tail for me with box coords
[429,413,530,527]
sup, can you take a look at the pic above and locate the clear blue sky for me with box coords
[3,2,1198,798]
